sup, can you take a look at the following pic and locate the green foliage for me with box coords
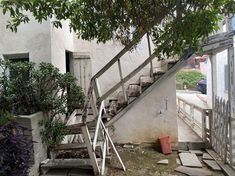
[1,1,235,57]
[39,118,66,147]
[0,111,14,126]
[0,61,85,148]
[176,70,204,90]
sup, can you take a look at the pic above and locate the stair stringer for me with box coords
[106,53,196,145]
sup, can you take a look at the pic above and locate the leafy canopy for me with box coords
[1,0,235,57]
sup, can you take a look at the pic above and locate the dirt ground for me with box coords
[107,144,225,176]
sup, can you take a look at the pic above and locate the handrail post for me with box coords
[147,33,154,78]
[202,110,207,141]
[117,58,128,103]
[190,105,194,128]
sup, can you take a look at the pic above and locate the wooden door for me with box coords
[72,53,92,94]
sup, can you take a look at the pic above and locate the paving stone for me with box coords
[189,150,203,156]
[203,160,221,171]
[179,153,202,168]
[175,166,212,176]
[202,153,213,160]
[157,159,169,165]
[178,150,190,153]
[176,159,181,165]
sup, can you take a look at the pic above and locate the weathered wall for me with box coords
[111,76,178,145]
[0,11,51,64]
[50,19,74,73]
[16,112,47,176]
[73,36,158,95]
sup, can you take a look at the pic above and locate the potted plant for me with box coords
[0,60,85,175]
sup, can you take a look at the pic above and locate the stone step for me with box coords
[139,75,153,87]
[127,84,141,97]
[63,121,96,135]
[167,60,178,69]
[54,142,103,151]
[40,158,101,173]
[116,91,128,108]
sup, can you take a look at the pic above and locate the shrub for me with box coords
[0,61,85,117]
[176,70,204,90]
[0,60,85,155]
[0,119,33,176]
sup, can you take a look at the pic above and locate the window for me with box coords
[3,53,29,80]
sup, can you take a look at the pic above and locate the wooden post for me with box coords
[201,110,207,142]
[81,125,100,175]
[227,16,235,165]
[117,58,128,102]
[100,121,126,171]
[147,33,154,78]
[190,105,195,128]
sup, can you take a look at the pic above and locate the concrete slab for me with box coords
[175,166,212,176]
[189,150,203,156]
[176,159,181,165]
[202,153,213,160]
[157,159,169,165]
[177,117,202,142]
[179,153,202,168]
[203,160,221,171]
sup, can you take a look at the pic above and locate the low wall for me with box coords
[16,112,47,176]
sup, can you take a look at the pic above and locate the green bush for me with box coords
[0,60,85,148]
[176,70,204,90]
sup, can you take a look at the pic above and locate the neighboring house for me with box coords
[0,11,179,145]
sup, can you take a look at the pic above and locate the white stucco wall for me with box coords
[111,76,178,144]
[73,35,158,94]
[50,20,74,73]
[0,11,51,64]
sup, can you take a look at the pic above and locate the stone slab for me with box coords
[157,159,169,165]
[189,150,203,156]
[175,166,212,176]
[179,153,202,168]
[203,160,221,171]
[202,153,213,160]
[176,159,181,165]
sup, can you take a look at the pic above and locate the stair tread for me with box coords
[41,158,101,169]
[55,142,103,151]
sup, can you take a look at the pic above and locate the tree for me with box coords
[1,0,235,58]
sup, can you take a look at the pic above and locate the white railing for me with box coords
[177,96,212,144]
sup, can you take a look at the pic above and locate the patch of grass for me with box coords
[176,70,204,90]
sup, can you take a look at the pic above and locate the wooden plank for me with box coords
[41,159,95,169]
[54,142,102,151]
[206,149,235,176]
[81,125,100,175]
[203,160,221,171]
[203,31,234,46]
[203,39,233,54]
[202,153,213,160]
[179,153,202,168]
[175,166,212,176]
[97,52,156,103]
